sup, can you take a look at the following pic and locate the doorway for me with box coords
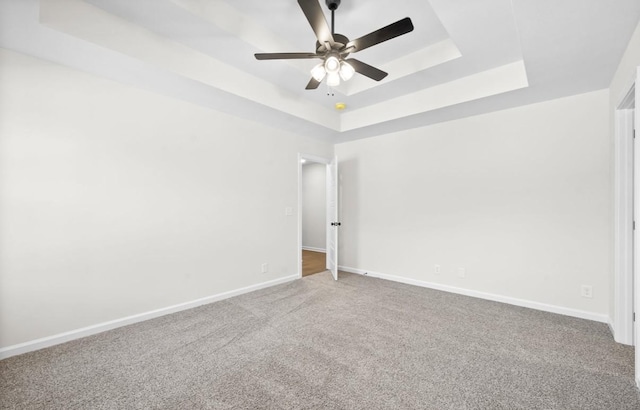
[301,159,327,276]
[297,154,339,280]
[613,77,638,388]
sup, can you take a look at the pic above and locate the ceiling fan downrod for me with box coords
[326,0,340,35]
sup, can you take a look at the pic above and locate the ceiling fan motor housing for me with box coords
[316,33,350,56]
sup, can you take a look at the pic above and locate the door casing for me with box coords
[298,153,338,280]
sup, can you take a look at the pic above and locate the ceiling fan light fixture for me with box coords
[254,0,414,90]
[339,61,355,81]
[311,63,327,82]
[325,55,340,73]
[326,72,340,87]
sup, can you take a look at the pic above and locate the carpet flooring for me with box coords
[1,271,639,409]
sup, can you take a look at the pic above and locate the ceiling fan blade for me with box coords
[255,52,321,60]
[346,59,388,81]
[298,0,335,45]
[306,77,321,90]
[346,17,414,53]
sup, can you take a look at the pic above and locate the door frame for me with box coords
[614,79,636,347]
[297,153,333,278]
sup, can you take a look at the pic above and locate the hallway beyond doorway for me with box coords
[302,250,326,277]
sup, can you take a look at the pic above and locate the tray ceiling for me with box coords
[1,0,639,142]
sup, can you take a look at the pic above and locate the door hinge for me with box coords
[634,312,636,322]
[634,221,636,230]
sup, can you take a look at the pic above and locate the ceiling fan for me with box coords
[254,0,414,90]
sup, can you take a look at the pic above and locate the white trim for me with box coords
[613,74,636,346]
[608,320,615,338]
[339,266,609,323]
[613,102,635,345]
[616,73,638,109]
[302,246,326,253]
[298,153,303,279]
[300,154,331,165]
[0,274,298,360]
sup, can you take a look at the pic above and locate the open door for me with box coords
[633,103,638,385]
[635,68,640,389]
[326,156,339,280]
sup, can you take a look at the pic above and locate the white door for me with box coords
[326,156,339,280]
[633,110,637,348]
[635,72,639,388]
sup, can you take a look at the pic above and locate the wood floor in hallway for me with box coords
[302,250,326,277]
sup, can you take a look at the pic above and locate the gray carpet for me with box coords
[1,271,639,409]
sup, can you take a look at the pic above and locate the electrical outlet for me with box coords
[261,263,269,273]
[285,207,293,216]
[458,267,466,278]
[581,285,593,298]
[434,264,441,275]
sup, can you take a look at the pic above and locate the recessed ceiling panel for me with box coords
[0,0,637,142]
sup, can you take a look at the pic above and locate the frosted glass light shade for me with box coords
[327,72,340,87]
[324,56,340,73]
[339,61,355,81]
[310,63,326,82]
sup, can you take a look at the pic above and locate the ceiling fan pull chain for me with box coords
[326,82,335,97]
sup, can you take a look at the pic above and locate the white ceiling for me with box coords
[1,0,639,143]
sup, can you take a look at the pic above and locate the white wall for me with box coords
[336,89,610,318]
[302,163,326,251]
[0,49,333,349]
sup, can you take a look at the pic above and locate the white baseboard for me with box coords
[339,266,609,324]
[607,320,616,340]
[302,246,326,253]
[0,274,299,360]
